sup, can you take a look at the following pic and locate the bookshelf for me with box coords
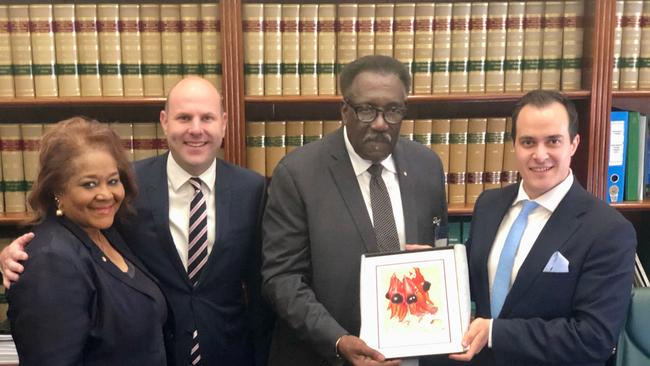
[0,0,646,250]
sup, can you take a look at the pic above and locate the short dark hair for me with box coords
[511,89,578,141]
[28,117,138,223]
[339,55,411,99]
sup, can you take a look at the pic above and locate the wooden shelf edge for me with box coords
[245,90,591,104]
[0,97,166,108]
[0,213,33,226]
[611,201,650,212]
[448,203,474,216]
[612,90,650,98]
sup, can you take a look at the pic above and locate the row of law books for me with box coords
[0,3,222,99]
[607,109,650,203]
[0,122,172,214]
[612,0,650,91]
[243,1,585,96]
[245,118,519,205]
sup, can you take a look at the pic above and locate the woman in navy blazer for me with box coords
[7,117,169,365]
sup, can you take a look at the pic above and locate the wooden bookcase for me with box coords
[1,0,648,258]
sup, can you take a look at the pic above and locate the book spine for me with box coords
[432,3,452,94]
[265,120,286,177]
[413,119,432,148]
[540,1,564,90]
[336,4,358,85]
[264,4,282,96]
[133,122,158,161]
[53,4,81,97]
[485,2,508,93]
[400,119,414,141]
[29,4,58,97]
[432,118,451,200]
[20,123,42,212]
[285,120,304,154]
[522,1,544,91]
[357,4,375,58]
[0,151,4,213]
[449,3,471,94]
[449,118,468,204]
[97,4,123,96]
[620,1,644,90]
[180,4,202,78]
[160,4,182,95]
[413,3,435,94]
[299,4,318,96]
[613,1,625,90]
[119,4,144,97]
[303,120,323,144]
[484,117,506,191]
[504,2,526,92]
[374,4,395,57]
[322,120,342,135]
[466,118,487,204]
[0,6,14,97]
[501,117,518,186]
[0,124,26,213]
[317,5,336,95]
[282,4,300,96]
[246,121,266,176]
[140,4,164,97]
[468,3,488,93]
[156,122,168,154]
[110,123,134,161]
[561,0,585,91]
[625,111,641,200]
[639,1,650,89]
[243,4,264,96]
[9,5,34,97]
[394,3,416,86]
[75,4,102,97]
[200,3,221,91]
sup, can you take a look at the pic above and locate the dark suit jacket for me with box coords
[116,154,273,366]
[8,216,167,365]
[262,128,448,366]
[467,180,636,366]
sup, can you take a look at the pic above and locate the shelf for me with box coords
[0,213,33,226]
[612,90,650,98]
[0,97,166,108]
[448,203,474,216]
[611,201,650,212]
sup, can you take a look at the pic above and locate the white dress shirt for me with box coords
[487,172,574,347]
[343,126,406,249]
[166,154,217,270]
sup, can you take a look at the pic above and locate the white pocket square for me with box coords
[543,251,569,273]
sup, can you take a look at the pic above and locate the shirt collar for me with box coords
[166,153,217,192]
[343,125,397,176]
[513,170,574,213]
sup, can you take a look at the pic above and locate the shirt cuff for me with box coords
[488,319,494,348]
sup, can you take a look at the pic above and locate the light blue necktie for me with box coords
[491,200,539,318]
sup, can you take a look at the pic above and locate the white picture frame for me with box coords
[359,245,471,359]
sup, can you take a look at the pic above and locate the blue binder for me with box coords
[608,111,628,203]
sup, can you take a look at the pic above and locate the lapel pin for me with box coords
[403,171,407,176]
[432,217,441,227]
[102,256,107,262]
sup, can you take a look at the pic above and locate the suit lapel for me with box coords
[392,141,418,243]
[326,129,378,253]
[501,181,588,316]
[474,184,518,316]
[144,154,192,288]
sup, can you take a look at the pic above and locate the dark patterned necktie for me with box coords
[188,177,207,365]
[368,164,400,252]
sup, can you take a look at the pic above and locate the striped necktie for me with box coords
[188,177,207,365]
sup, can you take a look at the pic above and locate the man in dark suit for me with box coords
[449,90,636,366]
[1,77,273,366]
[262,55,448,366]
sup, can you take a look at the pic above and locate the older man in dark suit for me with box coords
[449,90,636,366]
[262,55,448,366]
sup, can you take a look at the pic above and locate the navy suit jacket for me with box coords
[466,180,636,366]
[8,216,168,365]
[116,154,273,366]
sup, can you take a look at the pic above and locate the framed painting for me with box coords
[359,245,470,359]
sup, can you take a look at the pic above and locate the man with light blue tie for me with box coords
[449,90,637,366]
